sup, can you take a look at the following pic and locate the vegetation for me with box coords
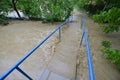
[0,0,76,24]
[93,7,120,33]
[0,0,9,25]
[77,0,120,70]
[76,0,106,14]
[18,0,41,19]
[38,0,75,22]
[0,14,8,25]
[102,41,120,70]
[102,40,111,48]
[77,0,120,33]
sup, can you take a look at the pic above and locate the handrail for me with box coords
[0,17,71,80]
[80,16,95,80]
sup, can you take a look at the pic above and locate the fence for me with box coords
[80,16,95,80]
[0,15,95,80]
[0,17,71,80]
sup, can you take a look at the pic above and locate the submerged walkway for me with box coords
[1,9,120,80]
[39,13,81,80]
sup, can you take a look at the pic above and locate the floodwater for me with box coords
[0,20,59,79]
[0,9,120,80]
[77,10,120,80]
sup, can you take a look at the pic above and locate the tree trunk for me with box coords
[103,0,109,11]
[12,0,21,18]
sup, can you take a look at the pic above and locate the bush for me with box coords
[39,0,74,22]
[93,7,120,33]
[76,0,105,14]
[102,48,120,70]
[0,0,75,23]
[93,7,120,24]
[93,11,107,23]
[101,24,119,33]
[18,0,41,18]
[102,40,111,48]
[0,14,8,25]
[102,40,120,70]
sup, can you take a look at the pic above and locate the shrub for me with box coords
[39,0,75,22]
[102,40,111,48]
[93,7,120,33]
[101,24,119,33]
[0,14,8,25]
[102,40,120,70]
[102,48,120,70]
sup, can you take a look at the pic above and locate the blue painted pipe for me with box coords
[84,27,95,80]
[80,16,95,80]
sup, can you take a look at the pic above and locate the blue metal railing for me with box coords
[0,17,71,80]
[80,16,95,80]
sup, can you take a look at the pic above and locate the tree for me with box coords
[38,0,75,22]
[11,0,21,18]
[0,0,76,24]
[18,0,41,19]
[77,0,120,33]
[0,0,21,18]
[0,0,10,25]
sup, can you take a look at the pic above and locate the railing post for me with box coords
[80,31,85,46]
[16,67,32,80]
[81,16,84,29]
[58,27,61,41]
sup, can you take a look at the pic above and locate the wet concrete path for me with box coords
[39,13,81,80]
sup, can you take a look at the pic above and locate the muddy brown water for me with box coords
[0,20,59,79]
[0,10,120,80]
[77,10,120,80]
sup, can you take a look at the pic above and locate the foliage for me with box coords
[76,0,105,14]
[101,40,120,70]
[0,0,75,23]
[0,0,10,25]
[102,40,111,48]
[102,48,120,70]
[38,0,75,22]
[93,8,120,24]
[0,14,8,25]
[77,0,120,33]
[0,0,11,13]
[76,0,89,8]
[77,0,120,13]
[93,7,120,33]
[101,24,119,33]
[106,0,120,10]
[18,0,41,18]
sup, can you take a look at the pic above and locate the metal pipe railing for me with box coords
[80,16,95,80]
[0,17,71,80]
